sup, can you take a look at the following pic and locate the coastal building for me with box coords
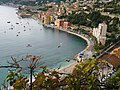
[57,6,66,15]
[38,12,46,21]
[93,22,107,45]
[38,11,55,25]
[42,15,51,24]
[37,12,42,19]
[49,15,55,24]
[55,19,64,28]
[63,22,71,29]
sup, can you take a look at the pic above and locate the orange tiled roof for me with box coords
[100,54,120,68]
[112,47,120,57]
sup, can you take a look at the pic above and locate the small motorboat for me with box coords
[57,43,62,48]
[58,45,61,48]
[26,44,32,47]
[16,23,19,24]
[7,21,10,23]
[66,59,70,62]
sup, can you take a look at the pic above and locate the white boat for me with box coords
[57,43,62,48]
[26,44,32,47]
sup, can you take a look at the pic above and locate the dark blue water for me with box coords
[0,5,87,85]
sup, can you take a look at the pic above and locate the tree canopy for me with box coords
[2,58,120,90]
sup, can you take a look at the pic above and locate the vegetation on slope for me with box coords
[1,57,120,90]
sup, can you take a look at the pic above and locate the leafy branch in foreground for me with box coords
[3,57,120,90]
[1,55,42,90]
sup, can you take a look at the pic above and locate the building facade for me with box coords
[63,22,71,29]
[55,19,64,28]
[93,22,107,45]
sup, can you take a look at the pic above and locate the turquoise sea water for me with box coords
[0,5,87,85]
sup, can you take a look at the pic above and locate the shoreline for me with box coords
[17,12,93,74]
[42,24,93,74]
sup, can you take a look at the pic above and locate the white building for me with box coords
[93,22,107,45]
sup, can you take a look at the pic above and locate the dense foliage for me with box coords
[103,0,120,15]
[3,58,120,90]
[106,69,120,90]
[67,11,112,28]
[94,44,105,52]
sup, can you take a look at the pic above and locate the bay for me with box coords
[0,5,87,85]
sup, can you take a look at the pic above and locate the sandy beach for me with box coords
[56,62,78,74]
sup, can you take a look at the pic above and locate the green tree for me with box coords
[6,70,29,90]
[65,59,101,90]
[106,69,120,89]
[4,57,120,90]
[88,11,101,22]
[94,44,105,52]
[33,69,60,90]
